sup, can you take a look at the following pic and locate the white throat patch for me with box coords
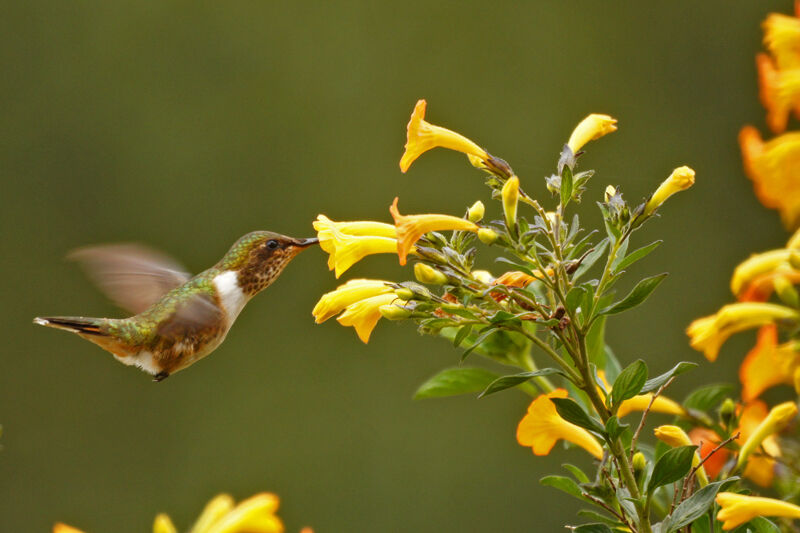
[213,270,248,324]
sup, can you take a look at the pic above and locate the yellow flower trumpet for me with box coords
[596,371,685,418]
[337,292,407,343]
[389,197,478,265]
[653,425,708,486]
[730,248,798,298]
[739,125,800,229]
[737,400,797,470]
[757,52,800,134]
[313,215,401,278]
[686,302,800,361]
[567,114,618,153]
[502,175,520,230]
[516,389,603,459]
[716,492,800,531]
[740,325,800,401]
[399,99,489,172]
[642,166,695,217]
[763,13,800,70]
[313,279,394,323]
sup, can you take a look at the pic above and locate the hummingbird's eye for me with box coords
[266,239,279,250]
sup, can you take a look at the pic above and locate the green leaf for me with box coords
[739,517,782,533]
[573,524,613,533]
[573,238,610,281]
[453,324,473,348]
[479,368,562,397]
[489,310,521,326]
[460,326,500,363]
[684,384,735,411]
[611,359,648,407]
[601,273,668,315]
[663,478,738,532]
[641,362,697,394]
[413,367,499,400]
[612,240,662,273]
[540,475,584,500]
[647,445,697,493]
[551,397,606,434]
[561,165,573,206]
[565,285,587,315]
[586,315,607,367]
[605,416,629,441]
[562,463,590,484]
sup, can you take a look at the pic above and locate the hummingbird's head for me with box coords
[222,231,318,295]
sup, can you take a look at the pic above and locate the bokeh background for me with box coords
[1,1,794,531]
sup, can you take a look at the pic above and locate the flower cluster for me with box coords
[54,493,310,533]
[742,3,800,229]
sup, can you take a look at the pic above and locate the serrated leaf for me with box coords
[601,273,668,315]
[647,445,697,493]
[540,475,584,500]
[611,359,648,407]
[612,240,662,274]
[573,524,613,533]
[413,367,500,400]
[663,478,738,532]
[641,362,697,394]
[453,324,473,347]
[551,397,606,434]
[479,368,562,397]
[684,384,735,411]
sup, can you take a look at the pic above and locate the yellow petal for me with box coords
[389,197,477,265]
[313,279,394,323]
[53,525,86,533]
[653,425,707,486]
[643,166,695,217]
[189,494,236,533]
[740,325,800,401]
[567,114,618,153]
[205,493,283,533]
[616,394,685,418]
[399,99,488,172]
[337,293,406,343]
[716,492,800,530]
[153,514,178,533]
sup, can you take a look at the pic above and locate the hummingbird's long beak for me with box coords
[294,237,319,248]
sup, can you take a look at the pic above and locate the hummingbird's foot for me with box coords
[153,371,170,382]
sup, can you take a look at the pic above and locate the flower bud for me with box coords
[632,451,647,474]
[467,200,485,223]
[567,114,618,153]
[502,175,520,231]
[472,269,495,284]
[604,185,617,203]
[478,228,499,245]
[643,166,696,217]
[720,398,737,428]
[394,288,415,301]
[774,275,800,307]
[414,263,448,285]
[379,303,412,320]
[738,401,798,468]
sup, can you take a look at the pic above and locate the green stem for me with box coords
[516,328,582,384]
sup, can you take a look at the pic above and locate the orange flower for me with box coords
[689,428,730,480]
[389,197,478,265]
[757,53,800,134]
[399,99,488,172]
[493,270,553,288]
[740,325,800,401]
[763,13,800,70]
[737,401,785,487]
[516,389,604,459]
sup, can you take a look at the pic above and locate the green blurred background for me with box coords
[1,1,794,531]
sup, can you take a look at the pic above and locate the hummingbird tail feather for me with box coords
[33,316,106,336]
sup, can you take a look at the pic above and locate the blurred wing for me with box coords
[68,244,191,314]
[156,293,222,341]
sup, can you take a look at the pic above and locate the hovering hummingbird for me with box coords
[34,231,318,381]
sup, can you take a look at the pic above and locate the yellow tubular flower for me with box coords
[389,197,478,265]
[399,99,488,172]
[716,492,800,531]
[313,279,394,323]
[203,493,283,533]
[516,389,604,459]
[738,401,797,469]
[758,52,800,134]
[567,114,618,153]
[596,371,685,418]
[740,325,800,401]
[731,249,795,297]
[738,401,782,487]
[686,302,800,361]
[739,125,800,229]
[764,13,800,70]
[314,215,400,277]
[337,292,407,343]
[502,176,520,230]
[53,525,85,533]
[189,494,236,533]
[154,514,179,533]
[653,425,708,487]
[642,166,695,217]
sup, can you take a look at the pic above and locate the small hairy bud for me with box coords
[478,228,499,245]
[632,452,647,473]
[467,200,485,223]
[379,304,412,320]
[414,263,448,285]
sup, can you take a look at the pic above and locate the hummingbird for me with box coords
[34,231,318,381]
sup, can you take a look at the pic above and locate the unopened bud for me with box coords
[604,185,617,203]
[567,114,618,153]
[467,200,485,223]
[478,228,499,245]
[720,398,736,428]
[775,276,800,307]
[632,451,647,473]
[394,288,415,301]
[643,166,695,217]
[472,269,495,284]
[379,303,412,320]
[414,263,448,285]
[502,175,520,231]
